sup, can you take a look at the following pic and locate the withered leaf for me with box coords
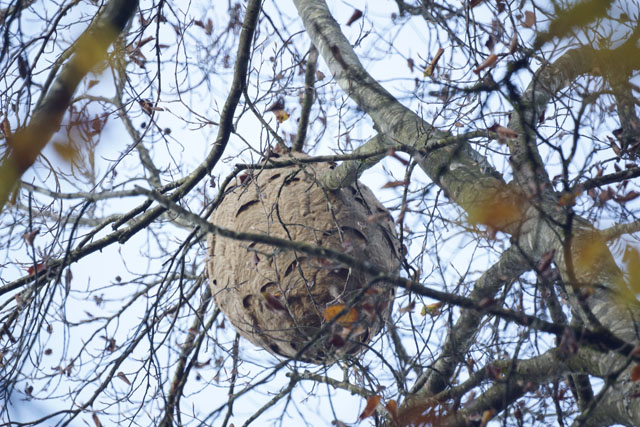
[615,191,639,204]
[266,98,285,113]
[474,54,499,74]
[324,304,358,325]
[522,11,536,28]
[359,395,381,420]
[137,36,154,48]
[27,262,47,276]
[18,56,28,79]
[328,334,345,348]
[346,9,363,26]
[398,300,416,314]
[23,228,40,246]
[381,180,409,189]
[117,371,131,386]
[385,399,399,425]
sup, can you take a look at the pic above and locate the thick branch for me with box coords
[292,0,508,221]
[292,43,318,152]
[0,0,139,212]
[415,247,527,396]
[507,47,600,194]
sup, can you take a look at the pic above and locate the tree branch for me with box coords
[0,0,139,212]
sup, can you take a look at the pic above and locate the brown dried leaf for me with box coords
[18,56,28,79]
[398,300,416,314]
[359,395,381,420]
[387,148,410,166]
[137,36,154,48]
[117,371,131,386]
[616,191,639,204]
[328,334,345,348]
[522,11,536,28]
[474,53,499,74]
[92,413,102,427]
[27,262,47,276]
[487,124,518,140]
[599,187,614,204]
[381,179,409,189]
[23,228,40,246]
[346,9,363,26]
[631,364,640,382]
[102,336,116,352]
[386,399,399,425]
[1,117,11,139]
[266,98,285,113]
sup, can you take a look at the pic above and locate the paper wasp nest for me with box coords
[206,156,401,364]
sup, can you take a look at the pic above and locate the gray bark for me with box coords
[293,0,640,425]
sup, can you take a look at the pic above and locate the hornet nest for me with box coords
[206,154,401,364]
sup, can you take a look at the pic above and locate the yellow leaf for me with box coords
[423,47,444,78]
[324,304,358,325]
[466,186,523,233]
[275,110,289,123]
[480,409,495,427]
[53,141,80,163]
[573,232,610,283]
[421,302,443,316]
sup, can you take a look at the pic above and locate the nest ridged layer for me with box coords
[206,157,401,364]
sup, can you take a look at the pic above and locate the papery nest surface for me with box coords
[207,155,402,364]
